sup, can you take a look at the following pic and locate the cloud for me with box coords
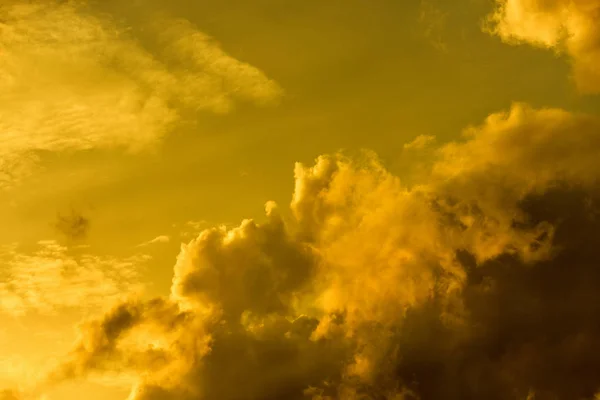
[485,0,600,93]
[0,391,18,400]
[137,236,170,248]
[178,221,210,240]
[31,103,600,399]
[0,0,282,188]
[0,241,149,316]
[403,134,436,150]
[0,356,39,384]
[419,1,449,52]
[54,209,90,241]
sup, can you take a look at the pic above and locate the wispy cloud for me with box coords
[0,1,283,188]
[0,241,149,316]
[419,0,449,52]
[178,220,211,239]
[136,235,170,248]
[403,134,436,150]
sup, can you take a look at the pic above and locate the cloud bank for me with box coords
[486,0,600,93]
[26,103,600,400]
[0,0,282,188]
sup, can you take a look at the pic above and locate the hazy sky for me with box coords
[1,1,600,399]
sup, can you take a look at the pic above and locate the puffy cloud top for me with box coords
[486,0,600,93]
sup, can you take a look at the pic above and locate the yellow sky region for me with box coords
[1,0,600,399]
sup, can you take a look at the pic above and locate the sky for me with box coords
[0,0,600,399]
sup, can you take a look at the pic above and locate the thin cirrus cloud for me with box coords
[0,240,149,317]
[403,134,436,150]
[418,0,448,52]
[485,0,600,93]
[18,103,600,400]
[0,0,283,188]
[136,235,170,248]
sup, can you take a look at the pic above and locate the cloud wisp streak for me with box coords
[0,0,282,189]
[0,241,149,317]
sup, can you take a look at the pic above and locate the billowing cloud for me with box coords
[485,0,600,93]
[0,0,282,188]
[0,241,148,316]
[27,104,600,399]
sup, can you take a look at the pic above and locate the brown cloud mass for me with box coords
[34,104,600,399]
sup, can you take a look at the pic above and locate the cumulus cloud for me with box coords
[485,0,600,93]
[0,241,149,316]
[30,103,600,399]
[0,0,282,188]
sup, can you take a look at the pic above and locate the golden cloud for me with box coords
[0,0,282,188]
[0,241,148,316]
[16,103,600,399]
[486,0,600,93]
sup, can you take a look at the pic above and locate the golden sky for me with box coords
[1,0,600,399]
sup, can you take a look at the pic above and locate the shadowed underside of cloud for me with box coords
[0,0,282,189]
[486,0,600,93]
[26,103,600,400]
[0,390,19,400]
